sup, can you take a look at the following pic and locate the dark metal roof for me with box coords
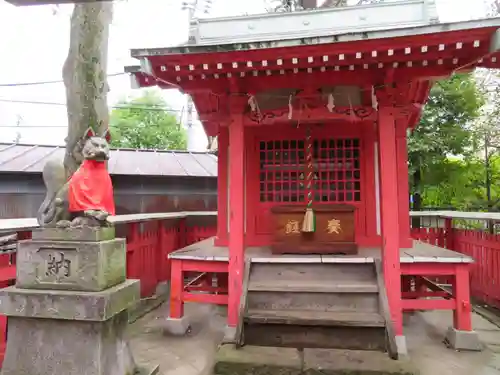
[0,143,217,178]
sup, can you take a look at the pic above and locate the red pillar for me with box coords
[396,122,412,248]
[377,106,403,336]
[228,112,245,327]
[215,127,229,246]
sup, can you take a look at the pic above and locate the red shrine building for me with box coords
[127,1,500,358]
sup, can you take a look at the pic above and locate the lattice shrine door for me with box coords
[245,123,376,247]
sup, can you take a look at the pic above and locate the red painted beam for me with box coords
[180,260,228,273]
[401,263,462,276]
[182,292,229,305]
[149,45,488,77]
[201,106,378,125]
[134,62,469,94]
[402,291,450,299]
[402,298,455,311]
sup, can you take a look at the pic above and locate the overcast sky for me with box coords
[0,0,489,149]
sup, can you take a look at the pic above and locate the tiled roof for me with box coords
[0,143,217,178]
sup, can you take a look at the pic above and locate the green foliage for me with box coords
[408,73,485,177]
[421,156,500,211]
[109,90,187,150]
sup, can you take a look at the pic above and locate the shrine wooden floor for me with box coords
[169,237,473,264]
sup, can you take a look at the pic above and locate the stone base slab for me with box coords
[215,345,419,375]
[445,327,483,351]
[136,365,160,375]
[163,316,191,336]
[16,238,126,292]
[395,335,408,358]
[0,279,140,322]
[0,310,157,375]
[222,325,237,344]
[31,227,116,242]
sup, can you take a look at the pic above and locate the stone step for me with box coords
[247,290,380,313]
[243,322,387,351]
[245,309,385,327]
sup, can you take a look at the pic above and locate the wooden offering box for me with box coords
[270,205,357,255]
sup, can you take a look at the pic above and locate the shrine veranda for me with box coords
[128,13,500,352]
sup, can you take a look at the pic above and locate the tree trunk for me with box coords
[63,2,113,179]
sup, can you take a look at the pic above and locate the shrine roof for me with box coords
[131,18,500,58]
[127,17,500,92]
[0,143,217,178]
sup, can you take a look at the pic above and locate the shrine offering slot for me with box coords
[259,138,361,204]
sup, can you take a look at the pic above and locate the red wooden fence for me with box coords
[412,223,500,310]
[2,211,500,364]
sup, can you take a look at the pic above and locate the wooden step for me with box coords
[247,291,380,313]
[245,309,385,327]
[248,263,378,293]
[248,279,378,293]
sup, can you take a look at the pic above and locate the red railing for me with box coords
[411,211,500,310]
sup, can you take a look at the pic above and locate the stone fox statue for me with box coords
[37,127,116,228]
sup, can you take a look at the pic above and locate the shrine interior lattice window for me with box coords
[259,138,361,204]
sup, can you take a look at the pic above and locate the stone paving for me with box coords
[128,303,226,375]
[128,302,500,375]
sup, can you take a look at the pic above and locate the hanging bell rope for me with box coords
[302,125,316,233]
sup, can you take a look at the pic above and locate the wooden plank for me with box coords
[0,211,218,234]
[374,259,398,360]
[246,309,385,327]
[236,260,252,347]
[248,263,378,293]
[403,241,472,263]
[169,238,230,261]
[248,281,378,293]
[247,291,379,313]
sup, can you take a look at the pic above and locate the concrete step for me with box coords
[243,322,387,351]
[245,309,385,327]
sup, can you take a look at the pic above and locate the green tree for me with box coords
[408,73,485,213]
[109,90,187,150]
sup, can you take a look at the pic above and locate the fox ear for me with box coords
[102,128,111,143]
[84,127,95,139]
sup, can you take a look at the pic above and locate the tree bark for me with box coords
[319,0,348,7]
[62,2,113,178]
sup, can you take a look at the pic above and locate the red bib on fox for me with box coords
[68,159,115,215]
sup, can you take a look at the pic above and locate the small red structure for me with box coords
[128,4,500,356]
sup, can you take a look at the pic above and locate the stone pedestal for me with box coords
[0,227,158,375]
[445,327,483,351]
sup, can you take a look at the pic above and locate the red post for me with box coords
[453,265,472,331]
[170,259,184,319]
[157,220,167,282]
[228,107,245,327]
[178,217,187,248]
[396,122,412,248]
[444,218,454,250]
[126,223,140,279]
[377,105,403,336]
[215,127,229,246]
